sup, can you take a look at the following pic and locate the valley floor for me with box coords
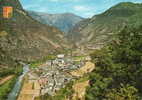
[17,54,95,100]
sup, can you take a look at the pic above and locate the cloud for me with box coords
[73,5,93,12]
[83,12,95,18]
[73,5,96,18]
[48,0,80,2]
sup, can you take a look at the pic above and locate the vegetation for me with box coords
[0,65,22,100]
[30,55,56,68]
[86,26,142,100]
[0,76,17,100]
[0,65,23,77]
[0,68,15,78]
[74,55,86,60]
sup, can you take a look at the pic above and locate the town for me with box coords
[17,54,94,100]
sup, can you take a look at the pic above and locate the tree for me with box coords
[86,25,142,99]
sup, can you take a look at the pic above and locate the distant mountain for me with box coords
[28,11,84,33]
[0,0,68,69]
[69,2,142,49]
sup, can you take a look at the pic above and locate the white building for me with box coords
[57,54,64,59]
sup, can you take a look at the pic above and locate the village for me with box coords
[17,54,94,100]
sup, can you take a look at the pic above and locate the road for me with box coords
[0,75,14,85]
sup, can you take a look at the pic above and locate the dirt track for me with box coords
[0,75,14,85]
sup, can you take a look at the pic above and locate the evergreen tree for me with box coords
[86,26,142,100]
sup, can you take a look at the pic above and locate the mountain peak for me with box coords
[28,11,84,32]
[110,2,142,11]
[99,2,142,18]
[69,2,142,47]
[114,2,142,7]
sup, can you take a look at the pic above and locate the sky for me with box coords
[20,0,142,18]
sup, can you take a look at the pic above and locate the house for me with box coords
[38,77,48,88]
[57,54,64,59]
[85,56,91,61]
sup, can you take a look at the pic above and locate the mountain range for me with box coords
[0,0,142,70]
[69,2,142,49]
[28,11,84,33]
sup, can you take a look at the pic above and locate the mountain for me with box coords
[28,11,84,33]
[69,2,142,49]
[0,0,68,69]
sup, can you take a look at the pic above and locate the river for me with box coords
[7,64,30,100]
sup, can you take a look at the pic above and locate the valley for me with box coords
[16,53,94,100]
[0,0,142,100]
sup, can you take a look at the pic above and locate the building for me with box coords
[57,54,64,59]
[85,56,92,61]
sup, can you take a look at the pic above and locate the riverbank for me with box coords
[0,65,23,100]
[0,75,17,100]
[7,64,29,100]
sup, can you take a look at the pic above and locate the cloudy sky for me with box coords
[20,0,142,18]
